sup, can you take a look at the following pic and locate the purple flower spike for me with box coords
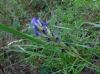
[31,17,49,36]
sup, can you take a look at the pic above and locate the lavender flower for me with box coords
[31,17,48,36]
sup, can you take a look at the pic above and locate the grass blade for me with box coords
[0,24,45,45]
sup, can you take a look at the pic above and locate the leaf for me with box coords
[0,24,45,45]
[81,22,100,28]
[7,50,48,58]
[96,71,100,74]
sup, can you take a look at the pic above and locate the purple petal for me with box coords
[34,26,39,36]
[31,18,38,26]
[41,22,48,27]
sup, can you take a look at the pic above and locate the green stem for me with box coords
[78,55,100,70]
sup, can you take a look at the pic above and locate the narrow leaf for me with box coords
[0,24,45,45]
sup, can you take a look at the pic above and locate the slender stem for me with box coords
[78,55,100,70]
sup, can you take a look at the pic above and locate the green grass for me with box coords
[0,0,100,74]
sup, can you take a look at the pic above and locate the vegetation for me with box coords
[0,0,100,74]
